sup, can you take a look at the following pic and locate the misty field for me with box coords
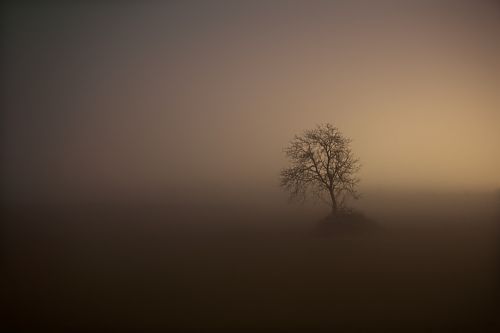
[2,193,499,332]
[3,2,500,332]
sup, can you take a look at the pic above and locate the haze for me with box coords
[3,2,500,332]
[2,1,500,204]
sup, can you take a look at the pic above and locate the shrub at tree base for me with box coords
[316,209,381,235]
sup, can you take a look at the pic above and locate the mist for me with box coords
[1,1,500,332]
[2,1,500,204]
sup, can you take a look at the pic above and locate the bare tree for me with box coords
[280,124,361,215]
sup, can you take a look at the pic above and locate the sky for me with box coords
[2,1,500,203]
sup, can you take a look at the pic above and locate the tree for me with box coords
[280,124,361,215]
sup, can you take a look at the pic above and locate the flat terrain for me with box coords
[2,195,499,332]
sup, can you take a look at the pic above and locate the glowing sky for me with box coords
[2,1,500,202]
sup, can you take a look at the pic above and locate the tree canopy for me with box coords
[280,124,361,214]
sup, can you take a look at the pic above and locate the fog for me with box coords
[1,1,500,332]
[2,1,500,204]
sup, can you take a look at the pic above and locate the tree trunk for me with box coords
[329,188,337,216]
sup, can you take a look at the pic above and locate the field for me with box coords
[2,193,499,332]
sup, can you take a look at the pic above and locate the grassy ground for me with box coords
[2,199,499,332]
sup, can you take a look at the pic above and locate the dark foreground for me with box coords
[1,201,499,332]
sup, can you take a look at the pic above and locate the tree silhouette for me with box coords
[280,124,361,215]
